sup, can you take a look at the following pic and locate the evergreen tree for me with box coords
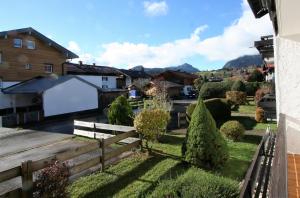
[182,98,229,169]
[231,80,246,92]
[108,95,133,126]
[247,69,264,82]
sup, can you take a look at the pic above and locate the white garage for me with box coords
[3,75,99,117]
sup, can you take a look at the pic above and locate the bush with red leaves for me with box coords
[34,161,69,198]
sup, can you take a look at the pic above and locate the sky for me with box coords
[0,0,273,70]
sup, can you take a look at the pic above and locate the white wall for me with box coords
[0,81,36,109]
[43,78,98,117]
[77,75,117,89]
[275,35,300,153]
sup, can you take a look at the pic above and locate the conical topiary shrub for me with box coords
[182,98,229,169]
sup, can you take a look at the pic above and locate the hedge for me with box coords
[149,168,239,198]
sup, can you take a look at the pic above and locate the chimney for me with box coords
[79,61,83,65]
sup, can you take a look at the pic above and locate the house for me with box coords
[2,75,99,126]
[0,27,78,115]
[64,61,123,89]
[248,0,300,196]
[145,80,183,99]
[118,69,152,88]
[152,70,198,96]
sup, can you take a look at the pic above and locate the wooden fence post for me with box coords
[101,138,105,171]
[177,112,181,128]
[21,160,33,198]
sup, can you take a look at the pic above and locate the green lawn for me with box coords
[69,133,261,198]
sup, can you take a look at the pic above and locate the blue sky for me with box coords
[0,0,273,69]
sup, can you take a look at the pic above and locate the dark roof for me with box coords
[247,0,268,18]
[154,70,198,79]
[65,62,123,76]
[0,27,78,59]
[119,69,151,79]
[2,75,99,94]
[150,80,183,88]
[254,35,274,59]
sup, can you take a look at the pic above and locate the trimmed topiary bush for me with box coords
[255,107,265,123]
[148,168,239,198]
[186,99,231,123]
[231,80,246,92]
[183,98,229,169]
[247,69,265,82]
[108,95,134,126]
[245,82,260,96]
[199,82,228,99]
[204,98,231,121]
[220,121,245,141]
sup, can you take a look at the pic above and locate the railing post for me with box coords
[21,160,33,198]
[100,138,105,171]
[177,112,181,128]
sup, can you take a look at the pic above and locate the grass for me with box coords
[69,133,261,197]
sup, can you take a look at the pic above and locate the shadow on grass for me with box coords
[230,116,257,130]
[241,134,262,144]
[84,154,166,198]
[219,157,253,180]
[158,135,185,146]
[138,162,189,197]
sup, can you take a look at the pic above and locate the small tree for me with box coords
[247,70,264,82]
[134,109,170,149]
[108,95,134,126]
[231,80,246,92]
[182,98,229,169]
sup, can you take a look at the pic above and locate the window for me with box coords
[26,40,35,49]
[13,38,22,48]
[102,76,108,81]
[44,64,53,73]
[25,64,32,70]
[102,85,109,89]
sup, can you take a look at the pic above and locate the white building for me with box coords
[2,75,99,123]
[248,0,300,196]
[64,62,122,89]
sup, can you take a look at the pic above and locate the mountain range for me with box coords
[130,63,199,75]
[223,55,263,69]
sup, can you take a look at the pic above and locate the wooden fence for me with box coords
[0,121,141,198]
[239,126,276,198]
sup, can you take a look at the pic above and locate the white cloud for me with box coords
[70,0,273,68]
[67,41,81,54]
[143,1,168,17]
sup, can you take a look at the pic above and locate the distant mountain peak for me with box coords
[223,55,263,69]
[130,63,199,75]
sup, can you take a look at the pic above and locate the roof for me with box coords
[2,75,99,94]
[150,80,183,89]
[247,0,268,18]
[154,70,198,80]
[254,35,274,59]
[0,27,78,59]
[65,62,123,76]
[119,69,151,79]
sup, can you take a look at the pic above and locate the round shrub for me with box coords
[204,98,231,121]
[245,82,260,96]
[220,121,245,141]
[255,107,265,123]
[134,108,170,148]
[226,91,247,106]
[183,98,229,169]
[108,95,134,126]
[199,82,227,99]
[231,80,246,92]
